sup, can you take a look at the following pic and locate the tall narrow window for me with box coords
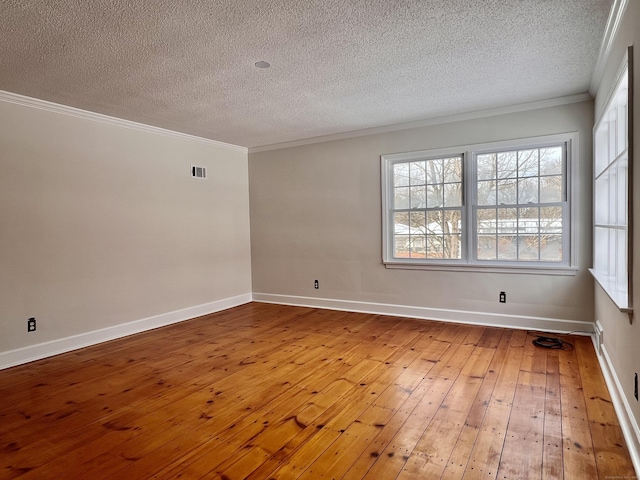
[591,48,633,312]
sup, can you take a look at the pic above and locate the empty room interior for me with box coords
[1,0,640,478]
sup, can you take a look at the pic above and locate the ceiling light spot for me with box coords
[255,61,271,69]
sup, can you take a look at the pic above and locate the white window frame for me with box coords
[381,132,579,275]
[590,48,633,313]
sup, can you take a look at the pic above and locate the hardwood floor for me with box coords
[0,302,635,479]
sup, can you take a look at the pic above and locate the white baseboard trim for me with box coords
[595,342,640,477]
[252,293,594,334]
[0,293,252,371]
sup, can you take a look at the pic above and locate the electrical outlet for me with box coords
[27,317,36,332]
[314,280,319,289]
[499,291,506,303]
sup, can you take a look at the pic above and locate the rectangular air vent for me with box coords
[191,165,207,179]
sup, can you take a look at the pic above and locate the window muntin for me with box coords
[382,134,575,270]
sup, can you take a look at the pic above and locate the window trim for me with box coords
[381,132,579,275]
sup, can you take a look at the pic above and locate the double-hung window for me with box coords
[382,133,577,273]
[590,48,632,312]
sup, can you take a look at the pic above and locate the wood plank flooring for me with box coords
[0,302,635,479]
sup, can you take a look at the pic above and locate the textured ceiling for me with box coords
[0,0,612,149]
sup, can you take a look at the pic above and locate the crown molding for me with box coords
[249,93,592,153]
[589,0,629,96]
[0,90,247,153]
[0,88,592,156]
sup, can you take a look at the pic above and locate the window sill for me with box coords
[589,268,633,313]
[384,261,578,276]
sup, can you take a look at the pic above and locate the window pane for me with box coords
[427,210,443,234]
[609,108,618,159]
[394,212,409,234]
[478,235,497,260]
[540,207,562,233]
[443,235,462,259]
[518,149,539,177]
[609,168,618,225]
[477,180,496,205]
[540,147,563,175]
[394,187,409,209]
[519,235,539,260]
[518,207,539,235]
[410,186,426,208]
[477,208,497,234]
[444,183,462,207]
[497,179,517,204]
[425,159,443,184]
[595,126,610,176]
[541,234,562,262]
[394,163,409,186]
[616,160,628,225]
[608,229,616,278]
[477,207,497,260]
[497,208,517,234]
[616,229,627,287]
[497,235,517,260]
[497,151,517,178]
[409,235,426,258]
[444,157,462,182]
[540,175,562,203]
[594,176,609,224]
[427,185,443,208]
[518,177,538,204]
[443,210,462,236]
[426,235,443,258]
[594,227,608,272]
[477,154,495,180]
[410,211,426,234]
[409,161,426,185]
[394,235,410,257]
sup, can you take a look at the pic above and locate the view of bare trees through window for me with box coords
[391,146,565,262]
[393,156,463,259]
[476,147,564,262]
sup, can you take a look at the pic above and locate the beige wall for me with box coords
[593,0,640,449]
[249,100,594,325]
[0,99,252,353]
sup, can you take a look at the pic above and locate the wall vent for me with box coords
[191,165,207,179]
